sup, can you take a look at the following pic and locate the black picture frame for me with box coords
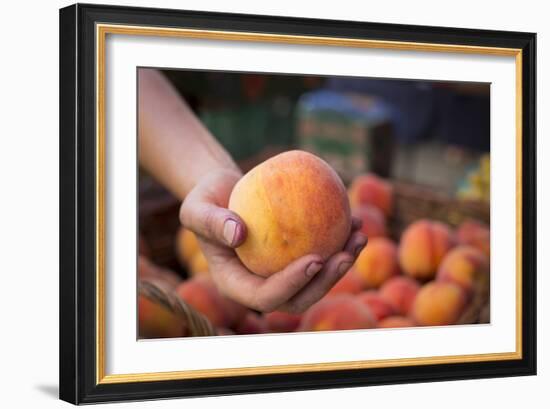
[59,3,536,404]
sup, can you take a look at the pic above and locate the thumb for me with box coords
[179,200,247,248]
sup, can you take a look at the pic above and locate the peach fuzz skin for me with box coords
[456,219,490,257]
[436,245,489,295]
[411,281,467,326]
[229,150,351,277]
[175,227,201,266]
[377,316,415,329]
[327,268,364,296]
[352,204,387,238]
[138,295,187,338]
[398,219,455,281]
[299,295,376,332]
[357,291,395,322]
[348,173,393,216]
[355,237,400,289]
[264,311,302,333]
[379,276,420,316]
[176,278,242,328]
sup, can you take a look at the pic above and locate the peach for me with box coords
[235,312,269,335]
[354,237,400,288]
[357,291,395,321]
[264,311,302,333]
[138,295,187,338]
[352,205,387,238]
[327,268,364,296]
[176,278,233,328]
[410,281,467,326]
[436,245,489,295]
[175,227,201,266]
[300,295,376,331]
[398,219,455,280]
[377,316,415,328]
[188,251,209,277]
[379,276,420,316]
[456,219,490,257]
[348,173,393,216]
[229,150,351,277]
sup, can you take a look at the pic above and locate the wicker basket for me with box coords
[139,279,216,337]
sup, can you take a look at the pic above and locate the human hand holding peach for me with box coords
[179,162,367,314]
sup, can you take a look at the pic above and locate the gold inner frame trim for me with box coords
[95,23,523,385]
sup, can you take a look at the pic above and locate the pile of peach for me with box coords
[139,172,490,338]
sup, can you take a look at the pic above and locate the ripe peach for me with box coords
[264,311,302,333]
[352,205,387,238]
[357,291,395,321]
[138,295,187,338]
[436,245,489,295]
[354,237,400,289]
[398,220,455,280]
[235,312,269,335]
[348,173,393,216]
[176,278,233,328]
[411,281,467,326]
[327,268,364,296]
[300,295,376,331]
[379,276,420,316]
[456,219,490,257]
[188,251,209,277]
[228,150,351,277]
[175,227,201,266]
[377,316,415,328]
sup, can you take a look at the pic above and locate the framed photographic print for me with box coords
[59,3,536,404]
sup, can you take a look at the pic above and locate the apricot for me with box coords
[436,245,489,295]
[398,220,455,280]
[300,295,376,331]
[327,268,364,296]
[264,311,302,333]
[348,173,393,216]
[354,237,400,289]
[411,281,467,326]
[379,276,420,316]
[175,227,201,266]
[456,219,490,257]
[352,205,387,238]
[235,312,269,335]
[176,278,233,328]
[228,150,351,277]
[138,295,187,338]
[377,316,415,328]
[357,291,395,321]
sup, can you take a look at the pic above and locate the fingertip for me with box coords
[351,216,363,231]
[224,216,247,247]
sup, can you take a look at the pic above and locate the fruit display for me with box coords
[139,160,490,339]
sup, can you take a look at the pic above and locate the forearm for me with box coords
[138,69,240,200]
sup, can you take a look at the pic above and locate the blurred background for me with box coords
[138,69,491,339]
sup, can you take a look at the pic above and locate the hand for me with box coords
[179,168,367,314]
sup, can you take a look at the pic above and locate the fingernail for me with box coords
[305,262,323,277]
[223,219,238,246]
[337,261,353,276]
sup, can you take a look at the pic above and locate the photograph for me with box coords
[58,3,536,403]
[137,68,491,338]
